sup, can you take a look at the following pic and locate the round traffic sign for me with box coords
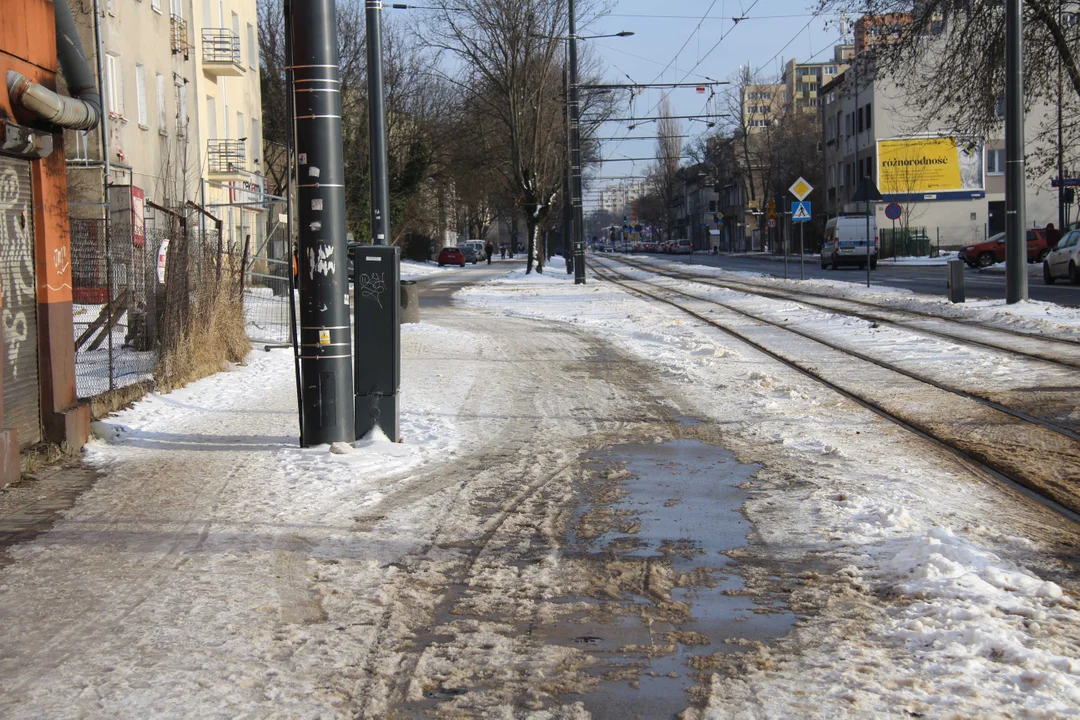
[885,202,902,220]
[767,217,777,229]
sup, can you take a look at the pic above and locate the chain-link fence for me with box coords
[70,216,251,401]
[70,219,159,398]
[243,215,295,347]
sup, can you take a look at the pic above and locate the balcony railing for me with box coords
[207,139,246,176]
[170,14,191,59]
[202,28,243,75]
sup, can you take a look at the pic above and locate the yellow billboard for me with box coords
[877,137,984,194]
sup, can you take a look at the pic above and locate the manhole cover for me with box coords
[573,635,604,644]
[424,688,468,700]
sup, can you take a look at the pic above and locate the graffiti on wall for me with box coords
[0,164,35,379]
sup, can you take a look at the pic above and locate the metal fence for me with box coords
[70,217,249,399]
[70,219,160,398]
[880,226,932,259]
[242,213,296,347]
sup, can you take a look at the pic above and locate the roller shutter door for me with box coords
[0,155,41,447]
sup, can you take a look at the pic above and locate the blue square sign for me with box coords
[792,201,811,223]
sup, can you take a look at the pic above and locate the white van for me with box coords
[822,216,879,270]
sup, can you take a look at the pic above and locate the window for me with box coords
[846,112,853,137]
[175,76,188,136]
[156,73,167,134]
[107,0,115,15]
[224,103,230,138]
[247,23,256,68]
[252,118,260,164]
[106,54,124,118]
[231,11,240,39]
[203,0,212,27]
[987,148,1005,174]
[135,64,147,127]
[152,0,161,12]
[237,111,245,153]
[864,103,872,130]
[857,107,864,133]
[206,96,217,138]
[170,0,182,19]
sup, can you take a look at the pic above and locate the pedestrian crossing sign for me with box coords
[792,201,811,223]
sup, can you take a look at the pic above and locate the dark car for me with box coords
[438,247,467,267]
[958,229,1050,268]
[461,246,481,264]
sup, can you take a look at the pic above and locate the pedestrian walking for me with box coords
[1046,222,1062,249]
[484,241,494,264]
[500,245,506,259]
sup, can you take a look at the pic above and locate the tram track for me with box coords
[589,256,1080,522]
[615,255,1080,369]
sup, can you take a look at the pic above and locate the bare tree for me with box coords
[819,0,1080,176]
[422,0,579,273]
[649,96,683,242]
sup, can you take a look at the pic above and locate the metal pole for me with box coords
[284,0,304,443]
[292,0,355,445]
[783,213,789,279]
[1005,0,1028,302]
[367,1,391,246]
[800,221,804,280]
[1058,0,1066,231]
[563,49,574,274]
[569,0,586,284]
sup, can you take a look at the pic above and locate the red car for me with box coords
[437,247,466,267]
[958,229,1051,267]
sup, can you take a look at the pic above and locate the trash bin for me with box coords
[947,259,965,304]
[400,280,419,324]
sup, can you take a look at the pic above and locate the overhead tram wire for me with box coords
[599,0,764,165]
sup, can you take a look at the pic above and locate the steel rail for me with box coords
[588,257,1080,523]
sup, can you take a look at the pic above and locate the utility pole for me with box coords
[291,0,355,445]
[1006,0,1028,303]
[569,0,587,284]
[1057,0,1065,231]
[367,0,391,246]
[353,0,401,441]
[563,50,574,274]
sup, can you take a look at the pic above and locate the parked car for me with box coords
[958,229,1051,268]
[821,215,878,270]
[1043,229,1080,284]
[438,247,467,267]
[673,239,693,254]
[460,245,481,264]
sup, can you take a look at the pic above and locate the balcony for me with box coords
[171,14,191,60]
[201,28,244,76]
[207,139,247,180]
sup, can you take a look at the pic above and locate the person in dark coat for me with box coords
[1046,222,1062,249]
[484,241,494,264]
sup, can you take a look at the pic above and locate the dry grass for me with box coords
[154,248,251,392]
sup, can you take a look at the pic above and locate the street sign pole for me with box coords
[800,221,804,280]
[1005,0,1028,303]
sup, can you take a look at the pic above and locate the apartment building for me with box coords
[66,0,198,224]
[854,14,914,53]
[192,0,266,252]
[820,60,1058,247]
[781,46,851,112]
[741,83,785,132]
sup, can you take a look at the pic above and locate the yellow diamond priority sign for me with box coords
[789,177,813,202]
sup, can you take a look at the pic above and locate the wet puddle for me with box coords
[552,437,796,719]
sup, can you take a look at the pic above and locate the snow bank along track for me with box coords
[588,257,1080,521]
[616,255,1080,368]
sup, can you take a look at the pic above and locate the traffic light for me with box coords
[1066,188,1075,205]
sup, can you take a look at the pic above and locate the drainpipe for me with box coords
[6,0,102,131]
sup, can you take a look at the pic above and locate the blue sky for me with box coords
[582,0,845,202]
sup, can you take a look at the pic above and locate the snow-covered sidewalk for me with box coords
[1,261,1078,719]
